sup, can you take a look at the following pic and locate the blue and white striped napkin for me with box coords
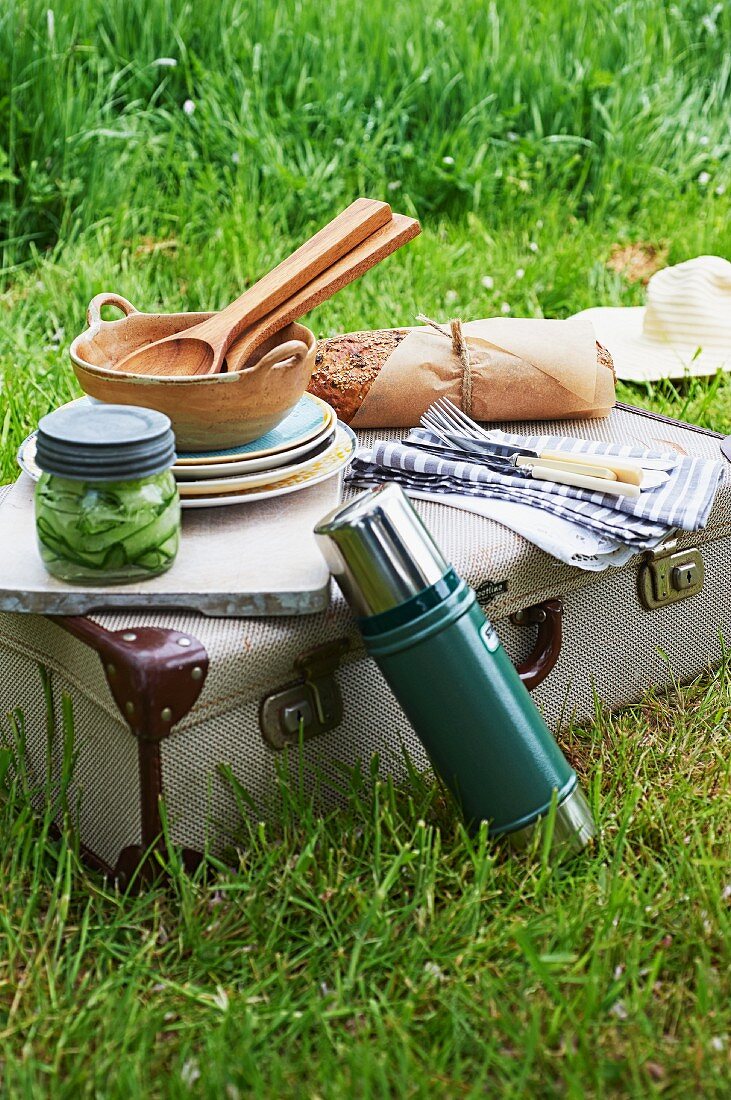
[347,429,725,564]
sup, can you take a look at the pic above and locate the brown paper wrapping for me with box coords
[350,317,615,428]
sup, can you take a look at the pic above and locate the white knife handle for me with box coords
[531,465,641,499]
[515,455,617,480]
[538,449,644,486]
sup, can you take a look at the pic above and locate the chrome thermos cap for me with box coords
[314,484,450,617]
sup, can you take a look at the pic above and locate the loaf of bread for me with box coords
[309,330,410,423]
[309,328,615,424]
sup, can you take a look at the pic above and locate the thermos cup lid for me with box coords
[314,484,450,617]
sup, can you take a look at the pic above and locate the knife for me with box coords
[417,430,645,486]
[401,440,641,499]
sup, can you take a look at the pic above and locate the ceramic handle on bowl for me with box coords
[237,339,310,375]
[86,293,139,327]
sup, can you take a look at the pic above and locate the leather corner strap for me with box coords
[510,598,563,691]
[53,617,209,741]
[48,616,211,880]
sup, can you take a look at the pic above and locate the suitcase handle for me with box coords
[510,598,563,691]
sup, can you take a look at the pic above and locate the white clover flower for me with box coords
[231,152,240,165]
[528,241,539,252]
[715,183,726,195]
[423,961,447,982]
[711,1036,727,1052]
[506,131,519,142]
[515,268,525,279]
[480,275,494,290]
[500,302,511,314]
[699,135,710,146]
[387,180,401,191]
[153,57,178,67]
[698,171,711,185]
[183,99,196,116]
[445,289,458,304]
[442,156,455,166]
[181,1060,201,1087]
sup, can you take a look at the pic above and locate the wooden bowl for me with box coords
[69,293,317,451]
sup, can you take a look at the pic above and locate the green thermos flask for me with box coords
[315,484,595,858]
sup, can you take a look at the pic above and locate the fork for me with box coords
[423,399,645,486]
[417,404,641,498]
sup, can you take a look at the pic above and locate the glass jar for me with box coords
[34,404,180,584]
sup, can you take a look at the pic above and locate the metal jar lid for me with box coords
[36,403,176,482]
[314,483,450,617]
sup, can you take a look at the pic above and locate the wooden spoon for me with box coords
[225,212,421,372]
[116,198,393,377]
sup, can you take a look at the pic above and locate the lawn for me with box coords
[1,0,730,1095]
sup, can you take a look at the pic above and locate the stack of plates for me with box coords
[17,394,356,509]
[172,394,355,508]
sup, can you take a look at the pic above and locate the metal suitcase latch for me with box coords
[259,638,349,750]
[637,544,704,610]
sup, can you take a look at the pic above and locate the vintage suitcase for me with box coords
[0,403,729,879]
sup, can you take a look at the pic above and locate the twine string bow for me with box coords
[416,313,473,415]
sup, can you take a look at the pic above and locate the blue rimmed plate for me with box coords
[180,423,356,508]
[173,414,335,477]
[174,393,335,466]
[17,433,42,481]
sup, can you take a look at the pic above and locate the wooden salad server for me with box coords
[116,197,393,377]
[224,212,421,372]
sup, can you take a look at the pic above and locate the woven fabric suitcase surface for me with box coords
[0,404,729,877]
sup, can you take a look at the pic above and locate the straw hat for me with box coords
[572,255,731,382]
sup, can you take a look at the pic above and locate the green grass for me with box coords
[1,0,730,1094]
[1,670,730,1097]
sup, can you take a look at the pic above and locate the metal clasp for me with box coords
[637,543,704,610]
[259,638,350,750]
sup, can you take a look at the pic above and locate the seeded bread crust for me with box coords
[596,341,616,380]
[309,330,409,422]
[309,329,615,423]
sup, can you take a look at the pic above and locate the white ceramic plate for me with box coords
[17,433,41,481]
[173,413,336,479]
[181,423,356,509]
[178,429,341,496]
[174,393,335,466]
[17,396,96,481]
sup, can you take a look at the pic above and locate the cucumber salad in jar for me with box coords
[34,404,180,584]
